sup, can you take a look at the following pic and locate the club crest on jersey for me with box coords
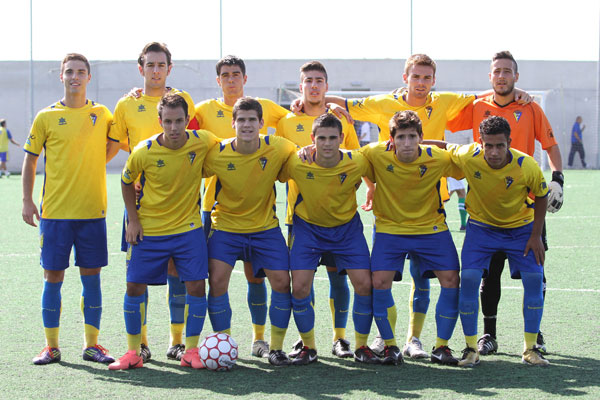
[541,181,547,190]
[123,168,132,180]
[259,157,268,170]
[58,117,67,126]
[188,151,196,165]
[505,176,514,189]
[484,110,492,118]
[339,172,347,184]
[157,159,165,168]
[217,110,225,118]
[227,162,236,171]
[89,113,97,126]
[306,171,315,180]
[352,99,364,108]
[296,124,305,132]
[419,164,427,177]
[386,164,394,172]
[26,134,34,145]
[425,106,433,119]
[513,110,522,122]
[474,171,482,179]
[138,105,146,112]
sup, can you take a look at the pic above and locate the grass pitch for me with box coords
[1,170,599,399]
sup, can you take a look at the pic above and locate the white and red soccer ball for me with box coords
[199,332,238,371]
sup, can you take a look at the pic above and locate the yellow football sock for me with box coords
[45,327,59,349]
[170,323,184,346]
[127,334,142,354]
[435,338,449,348]
[270,326,287,351]
[253,323,265,342]
[407,312,426,343]
[218,328,231,335]
[299,329,316,350]
[84,324,99,348]
[186,335,200,350]
[333,328,346,342]
[524,332,538,351]
[355,332,369,349]
[465,335,478,350]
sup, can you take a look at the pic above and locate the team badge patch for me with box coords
[419,164,427,177]
[157,159,165,168]
[227,162,236,171]
[425,106,433,119]
[58,117,67,126]
[484,110,491,118]
[474,171,482,179]
[541,181,547,190]
[188,151,196,165]
[217,110,225,118]
[386,164,394,172]
[352,99,364,108]
[339,172,347,184]
[296,124,304,132]
[306,171,315,180]
[259,157,268,170]
[513,111,522,122]
[138,105,146,112]
[505,176,514,189]
[123,168,132,180]
[89,113,97,126]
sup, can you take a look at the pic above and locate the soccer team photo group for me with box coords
[18,41,566,376]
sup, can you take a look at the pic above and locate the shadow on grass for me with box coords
[59,352,600,399]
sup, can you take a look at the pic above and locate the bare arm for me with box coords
[545,144,563,172]
[361,177,375,211]
[122,181,143,244]
[525,196,547,266]
[422,140,448,149]
[22,152,40,227]
[106,140,121,163]
[10,138,20,146]
[477,88,532,104]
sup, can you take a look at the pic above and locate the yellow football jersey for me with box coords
[276,111,360,224]
[447,143,548,228]
[279,151,374,227]
[347,91,475,141]
[195,97,289,212]
[110,88,195,152]
[360,142,463,235]
[0,127,11,152]
[122,130,219,236]
[24,100,115,219]
[203,135,297,233]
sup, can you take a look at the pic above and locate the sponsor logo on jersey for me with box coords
[339,172,347,184]
[188,151,196,165]
[505,176,514,189]
[157,159,165,167]
[386,164,394,172]
[26,134,34,145]
[306,171,315,180]
[217,110,225,118]
[419,164,427,177]
[190,222,195,228]
[484,110,492,118]
[227,162,236,171]
[513,110,522,122]
[433,225,438,231]
[58,117,67,126]
[352,99,364,108]
[296,124,304,132]
[123,168,132,180]
[474,171,482,179]
[259,157,268,170]
[425,106,433,119]
[548,128,554,138]
[89,113,97,126]
[541,181,547,190]
[138,105,146,112]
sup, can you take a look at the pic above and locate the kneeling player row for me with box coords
[107,98,549,369]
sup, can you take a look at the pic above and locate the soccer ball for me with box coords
[199,332,238,371]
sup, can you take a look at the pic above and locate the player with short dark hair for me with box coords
[434,115,550,367]
[108,42,197,362]
[361,110,463,366]
[109,93,219,370]
[447,50,563,355]
[276,61,360,359]
[203,97,298,366]
[193,55,291,359]
[279,113,378,365]
[22,53,118,365]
